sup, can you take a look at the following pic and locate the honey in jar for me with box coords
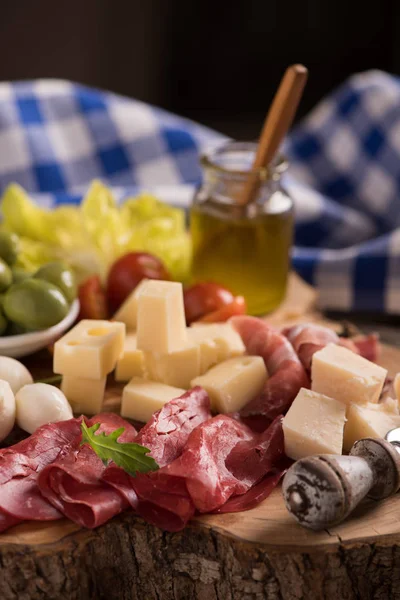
[190,142,294,315]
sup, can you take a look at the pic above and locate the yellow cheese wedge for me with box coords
[191,356,267,413]
[121,378,185,423]
[61,375,106,415]
[145,344,200,389]
[112,279,149,331]
[343,402,400,452]
[311,343,387,406]
[136,280,187,354]
[283,388,346,460]
[54,320,125,379]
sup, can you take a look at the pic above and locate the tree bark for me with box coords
[0,512,400,600]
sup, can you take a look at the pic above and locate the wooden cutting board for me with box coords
[0,274,399,600]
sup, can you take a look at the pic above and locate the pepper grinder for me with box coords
[282,430,400,530]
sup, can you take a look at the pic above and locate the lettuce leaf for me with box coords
[0,181,192,283]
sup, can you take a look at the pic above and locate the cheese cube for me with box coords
[145,344,200,389]
[112,279,149,331]
[191,356,267,413]
[283,388,346,460]
[54,320,125,379]
[311,343,387,406]
[61,375,106,415]
[121,378,185,423]
[343,402,400,452]
[187,328,219,373]
[189,323,245,361]
[136,280,187,354]
[115,333,146,382]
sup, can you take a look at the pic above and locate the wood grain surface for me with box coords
[1,273,399,600]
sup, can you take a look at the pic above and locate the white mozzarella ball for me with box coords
[0,356,33,395]
[16,383,73,434]
[0,379,16,441]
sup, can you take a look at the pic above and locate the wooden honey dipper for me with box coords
[282,432,400,530]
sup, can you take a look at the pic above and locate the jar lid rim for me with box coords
[200,141,288,179]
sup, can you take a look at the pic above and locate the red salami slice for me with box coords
[38,414,137,529]
[0,418,82,529]
[103,387,211,512]
[231,316,309,422]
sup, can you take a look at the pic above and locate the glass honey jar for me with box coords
[190,141,294,315]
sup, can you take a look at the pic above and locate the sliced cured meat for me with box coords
[283,323,339,370]
[351,333,380,362]
[284,324,380,369]
[231,316,309,422]
[134,387,211,467]
[0,511,21,533]
[131,415,285,530]
[38,414,137,529]
[0,418,82,528]
[213,468,286,513]
[103,387,211,512]
[129,474,195,532]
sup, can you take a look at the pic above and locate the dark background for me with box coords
[0,0,398,138]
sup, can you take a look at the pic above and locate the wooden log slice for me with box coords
[0,290,399,599]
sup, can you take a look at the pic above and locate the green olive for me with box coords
[0,232,19,265]
[12,268,31,284]
[0,258,13,292]
[3,279,69,330]
[34,262,77,303]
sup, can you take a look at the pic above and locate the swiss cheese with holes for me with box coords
[53,320,125,379]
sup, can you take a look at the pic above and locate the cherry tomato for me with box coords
[106,252,170,313]
[196,296,246,323]
[78,275,108,320]
[183,282,235,324]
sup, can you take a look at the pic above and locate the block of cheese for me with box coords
[61,375,106,415]
[283,388,346,460]
[343,402,400,452]
[187,323,245,373]
[145,344,200,389]
[187,328,219,373]
[189,323,245,361]
[311,343,387,406]
[115,333,146,382]
[112,279,148,331]
[136,280,187,354]
[121,378,185,423]
[54,320,125,379]
[191,356,267,413]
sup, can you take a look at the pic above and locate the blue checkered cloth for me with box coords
[0,72,399,314]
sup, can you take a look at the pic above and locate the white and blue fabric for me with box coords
[0,72,399,314]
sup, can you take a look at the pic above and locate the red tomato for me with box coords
[196,296,247,323]
[106,252,170,313]
[183,282,235,324]
[78,275,108,320]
